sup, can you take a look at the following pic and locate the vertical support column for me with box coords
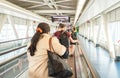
[87,21,91,41]
[86,23,89,39]
[7,15,19,39]
[0,14,7,32]
[93,20,96,45]
[90,20,94,41]
[32,22,35,33]
[83,24,85,37]
[82,25,84,37]
[32,21,37,33]
[84,23,87,39]
[26,20,30,38]
[96,18,101,47]
[103,14,115,58]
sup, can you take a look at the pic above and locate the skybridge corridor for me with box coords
[0,0,120,78]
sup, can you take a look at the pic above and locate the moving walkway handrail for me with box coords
[0,51,26,66]
[79,45,100,78]
[0,45,27,55]
[0,37,31,44]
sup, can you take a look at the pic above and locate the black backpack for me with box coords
[59,31,69,48]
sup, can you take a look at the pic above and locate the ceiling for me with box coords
[6,0,78,24]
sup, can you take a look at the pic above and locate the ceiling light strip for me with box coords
[74,0,86,25]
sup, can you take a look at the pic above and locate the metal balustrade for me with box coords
[0,52,28,78]
[74,36,100,78]
[0,37,31,52]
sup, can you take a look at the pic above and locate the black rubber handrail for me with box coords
[0,37,31,44]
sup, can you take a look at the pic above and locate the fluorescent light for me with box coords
[74,0,86,25]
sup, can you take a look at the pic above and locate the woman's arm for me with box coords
[69,36,78,43]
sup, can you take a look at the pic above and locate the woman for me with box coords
[27,22,67,78]
[69,27,78,56]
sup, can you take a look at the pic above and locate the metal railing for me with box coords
[0,45,27,55]
[0,37,29,78]
[74,39,100,78]
[0,37,31,52]
[0,37,31,44]
[0,51,28,78]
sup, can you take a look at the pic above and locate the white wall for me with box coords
[77,0,120,25]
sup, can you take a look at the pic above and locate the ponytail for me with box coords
[28,32,41,56]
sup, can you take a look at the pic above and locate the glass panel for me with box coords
[15,24,27,38]
[28,25,34,37]
[0,23,16,42]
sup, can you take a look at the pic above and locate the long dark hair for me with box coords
[28,22,50,56]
